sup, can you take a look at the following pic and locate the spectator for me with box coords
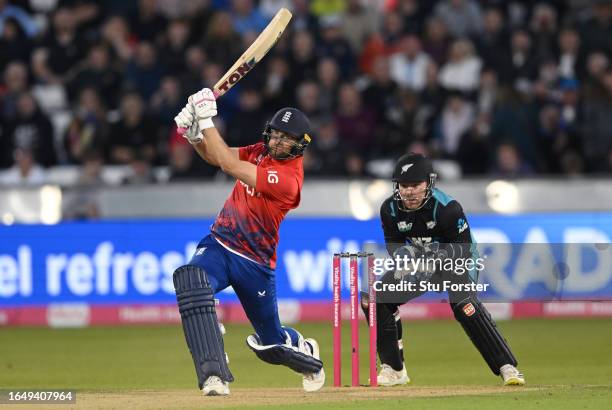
[504,29,538,85]
[100,15,134,62]
[107,92,161,164]
[4,93,56,167]
[303,117,344,176]
[36,7,88,83]
[0,17,34,72]
[290,0,319,32]
[168,140,208,181]
[436,92,475,157]
[0,0,40,38]
[151,76,184,131]
[456,112,492,175]
[434,0,483,38]
[287,30,318,85]
[340,0,380,54]
[344,151,367,178]
[335,83,376,156]
[261,56,293,108]
[477,8,508,74]
[382,90,420,156]
[583,52,609,97]
[0,147,46,185]
[419,62,444,127]
[396,0,427,35]
[259,0,292,19]
[67,43,122,108]
[167,128,217,180]
[316,57,340,113]
[122,151,156,185]
[164,19,193,75]
[62,149,103,220]
[477,69,499,114]
[491,142,534,177]
[230,0,268,35]
[579,0,612,56]
[310,0,345,17]
[422,16,450,66]
[317,14,355,78]
[439,39,482,91]
[63,87,108,164]
[362,56,399,124]
[129,0,168,43]
[582,69,612,172]
[124,41,164,100]
[389,34,430,91]
[490,88,539,170]
[226,88,265,146]
[180,45,207,93]
[1,61,29,120]
[295,81,325,132]
[202,11,243,69]
[529,3,558,64]
[557,28,584,81]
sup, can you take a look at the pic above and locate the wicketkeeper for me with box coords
[362,153,525,387]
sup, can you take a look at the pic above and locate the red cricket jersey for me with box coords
[211,142,303,269]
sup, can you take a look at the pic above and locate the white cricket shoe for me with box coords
[202,376,230,396]
[302,338,325,392]
[500,364,525,386]
[377,363,410,386]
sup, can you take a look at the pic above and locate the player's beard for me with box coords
[400,190,427,209]
[268,141,295,160]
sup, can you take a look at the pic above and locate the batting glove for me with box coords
[189,88,217,130]
[174,102,202,144]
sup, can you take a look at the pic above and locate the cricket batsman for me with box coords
[172,88,324,396]
[363,153,525,387]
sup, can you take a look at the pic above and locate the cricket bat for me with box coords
[212,8,292,99]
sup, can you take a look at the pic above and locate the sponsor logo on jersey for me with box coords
[410,237,432,247]
[426,220,436,229]
[398,221,412,232]
[257,290,266,297]
[267,170,279,184]
[195,247,207,256]
[457,218,468,233]
[463,303,476,317]
[401,164,414,174]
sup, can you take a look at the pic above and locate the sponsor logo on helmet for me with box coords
[397,221,412,232]
[401,163,414,174]
[463,303,476,317]
[457,218,468,233]
[281,111,292,123]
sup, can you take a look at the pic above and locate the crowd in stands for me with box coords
[2,0,612,187]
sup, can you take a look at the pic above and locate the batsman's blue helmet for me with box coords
[263,107,312,159]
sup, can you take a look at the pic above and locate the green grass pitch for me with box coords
[1,318,611,409]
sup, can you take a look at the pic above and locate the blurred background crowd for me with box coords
[2,0,612,186]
